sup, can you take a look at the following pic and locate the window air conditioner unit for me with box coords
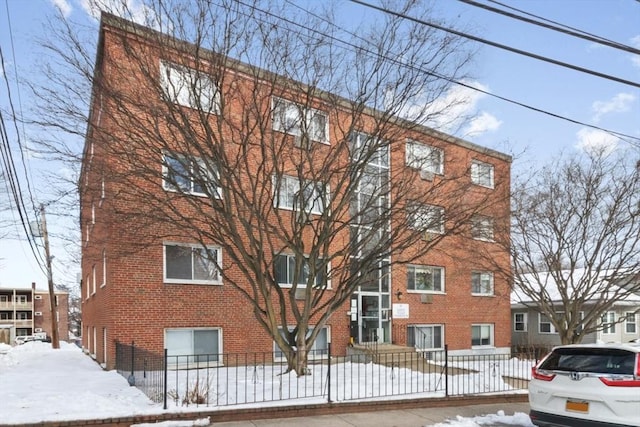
[294,134,310,149]
[422,231,434,241]
[420,294,433,304]
[295,288,307,300]
[420,170,434,181]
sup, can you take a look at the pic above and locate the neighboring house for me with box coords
[511,270,640,348]
[0,283,70,344]
[80,14,513,369]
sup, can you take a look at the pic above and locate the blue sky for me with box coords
[1,0,639,290]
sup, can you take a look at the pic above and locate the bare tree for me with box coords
[31,1,508,374]
[509,150,640,344]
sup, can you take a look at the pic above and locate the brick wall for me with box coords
[80,14,512,368]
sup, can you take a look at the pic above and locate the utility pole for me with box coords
[40,204,60,349]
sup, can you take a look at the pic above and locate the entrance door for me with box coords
[359,292,382,343]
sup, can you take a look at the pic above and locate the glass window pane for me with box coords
[193,248,218,281]
[166,329,192,357]
[166,245,192,280]
[274,255,289,285]
[165,155,190,191]
[194,329,218,356]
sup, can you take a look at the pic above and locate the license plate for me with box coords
[566,400,589,413]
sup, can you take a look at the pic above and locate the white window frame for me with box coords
[406,265,444,293]
[273,325,330,361]
[407,324,444,351]
[273,253,329,289]
[471,160,494,188]
[408,203,445,234]
[471,215,494,241]
[471,271,494,296]
[273,174,327,215]
[272,97,329,144]
[625,312,637,334]
[405,140,444,175]
[162,152,220,198]
[538,313,557,334]
[471,324,494,347]
[17,312,28,320]
[602,311,616,334]
[101,249,107,288]
[164,327,222,365]
[159,60,220,113]
[164,243,222,285]
[513,312,527,332]
[92,265,96,295]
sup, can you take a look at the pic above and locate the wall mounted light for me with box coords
[395,289,403,300]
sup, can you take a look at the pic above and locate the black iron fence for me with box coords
[115,341,534,409]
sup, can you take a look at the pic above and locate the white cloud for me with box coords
[49,0,72,17]
[79,0,158,27]
[575,128,619,155]
[464,111,502,137]
[591,92,636,122]
[630,35,640,69]
[399,80,494,137]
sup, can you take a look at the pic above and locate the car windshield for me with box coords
[539,348,637,375]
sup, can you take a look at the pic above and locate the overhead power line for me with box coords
[263,0,640,144]
[348,0,640,89]
[459,0,640,55]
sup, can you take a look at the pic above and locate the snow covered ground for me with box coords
[0,341,534,426]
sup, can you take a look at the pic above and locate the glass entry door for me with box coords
[359,292,382,343]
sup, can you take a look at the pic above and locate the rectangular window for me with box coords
[274,254,327,288]
[164,243,222,284]
[273,175,326,215]
[406,141,443,175]
[17,312,28,320]
[407,325,443,350]
[92,265,96,295]
[539,313,557,334]
[15,295,27,304]
[163,152,219,197]
[165,328,221,364]
[407,265,444,293]
[160,61,220,113]
[514,313,527,332]
[625,312,637,334]
[407,202,444,234]
[471,215,494,241]
[602,312,616,334]
[272,97,329,144]
[0,295,8,303]
[471,271,494,295]
[101,249,107,288]
[273,326,329,360]
[350,131,389,167]
[471,324,493,347]
[0,313,9,320]
[471,160,494,188]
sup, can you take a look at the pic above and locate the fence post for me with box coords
[327,342,332,403]
[127,340,136,386]
[444,344,449,397]
[163,348,168,410]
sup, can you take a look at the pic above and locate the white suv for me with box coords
[529,343,640,427]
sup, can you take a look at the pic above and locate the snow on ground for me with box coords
[0,342,533,426]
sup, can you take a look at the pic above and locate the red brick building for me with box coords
[81,14,511,369]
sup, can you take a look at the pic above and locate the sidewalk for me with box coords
[208,401,531,426]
